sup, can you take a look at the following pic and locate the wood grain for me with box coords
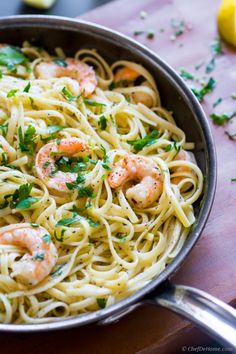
[1,0,236,353]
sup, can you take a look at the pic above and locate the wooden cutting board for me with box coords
[1,1,236,353]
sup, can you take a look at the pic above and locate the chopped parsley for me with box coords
[210,38,222,56]
[7,89,18,98]
[213,97,222,108]
[56,215,82,226]
[170,19,185,40]
[96,298,106,309]
[56,212,99,228]
[0,183,39,210]
[84,99,106,107]
[128,130,159,151]
[101,145,111,171]
[205,38,223,74]
[53,58,68,67]
[18,125,37,155]
[50,264,66,277]
[30,223,39,227]
[66,180,96,198]
[147,30,155,39]
[179,69,194,80]
[116,233,127,243]
[33,252,45,261]
[55,156,87,173]
[164,141,180,153]
[42,234,51,244]
[205,57,215,74]
[0,46,28,66]
[231,178,236,182]
[98,115,107,130]
[191,77,216,102]
[133,30,145,36]
[61,87,79,102]
[23,82,31,93]
[47,125,64,134]
[210,111,236,126]
[0,123,8,137]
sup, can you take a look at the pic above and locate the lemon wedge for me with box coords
[24,0,56,9]
[217,0,236,47]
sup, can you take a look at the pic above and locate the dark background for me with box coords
[0,0,111,17]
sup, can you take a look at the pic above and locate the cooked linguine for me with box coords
[0,43,203,324]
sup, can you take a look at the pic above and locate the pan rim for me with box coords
[0,15,217,332]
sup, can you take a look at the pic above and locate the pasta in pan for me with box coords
[0,43,203,324]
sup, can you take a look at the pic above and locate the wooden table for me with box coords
[2,0,236,353]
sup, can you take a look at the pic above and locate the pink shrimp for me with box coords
[35,58,97,97]
[108,155,163,208]
[0,223,57,286]
[35,137,90,192]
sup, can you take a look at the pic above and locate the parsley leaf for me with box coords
[98,115,107,130]
[56,215,82,226]
[101,145,111,170]
[50,264,66,277]
[231,178,236,182]
[84,99,106,107]
[210,38,222,56]
[7,89,18,98]
[210,111,236,126]
[128,130,159,151]
[0,123,8,137]
[7,183,39,210]
[191,77,216,102]
[15,197,38,210]
[170,19,185,40]
[213,98,222,108]
[53,58,68,67]
[179,69,194,80]
[42,234,51,244]
[96,298,106,309]
[47,125,64,134]
[23,82,31,93]
[147,30,155,39]
[62,87,79,102]
[18,125,37,155]
[0,46,28,66]
[33,252,45,261]
[205,57,215,73]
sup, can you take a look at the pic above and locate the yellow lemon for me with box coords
[217,0,236,47]
[23,0,56,9]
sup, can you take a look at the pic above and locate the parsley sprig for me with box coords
[18,125,37,155]
[191,77,216,102]
[0,183,38,210]
[128,130,159,151]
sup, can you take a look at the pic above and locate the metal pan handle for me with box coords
[153,281,236,349]
[99,281,236,349]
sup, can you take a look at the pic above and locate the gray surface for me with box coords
[0,0,110,17]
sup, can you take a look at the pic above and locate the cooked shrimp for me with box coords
[0,223,57,286]
[35,137,90,192]
[114,66,153,107]
[172,150,194,185]
[108,155,163,208]
[114,66,140,83]
[35,58,97,97]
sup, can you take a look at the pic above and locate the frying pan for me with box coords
[0,15,235,349]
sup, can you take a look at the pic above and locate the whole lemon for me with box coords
[23,0,56,9]
[217,0,236,47]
